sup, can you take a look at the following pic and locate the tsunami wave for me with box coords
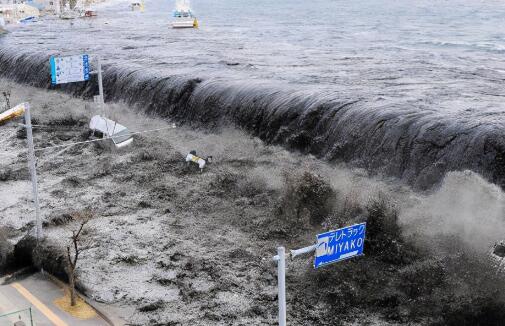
[1,48,505,190]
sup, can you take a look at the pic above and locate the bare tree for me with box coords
[66,210,93,306]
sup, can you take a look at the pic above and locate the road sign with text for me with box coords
[314,222,366,268]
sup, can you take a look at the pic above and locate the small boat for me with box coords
[18,16,37,23]
[172,0,197,28]
[130,1,144,12]
[84,10,97,17]
[0,103,25,125]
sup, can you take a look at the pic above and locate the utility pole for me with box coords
[24,103,42,242]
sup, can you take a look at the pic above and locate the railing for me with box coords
[0,307,34,326]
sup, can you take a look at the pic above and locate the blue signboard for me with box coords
[50,54,90,85]
[314,222,366,268]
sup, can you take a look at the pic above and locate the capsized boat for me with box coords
[171,0,197,28]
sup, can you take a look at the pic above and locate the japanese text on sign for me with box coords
[314,222,366,268]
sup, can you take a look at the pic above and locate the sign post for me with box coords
[272,247,286,326]
[96,56,104,105]
[50,53,106,115]
[272,222,367,325]
[24,103,42,242]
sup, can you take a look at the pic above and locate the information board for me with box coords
[50,54,90,85]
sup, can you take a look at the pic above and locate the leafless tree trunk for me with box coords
[65,213,91,306]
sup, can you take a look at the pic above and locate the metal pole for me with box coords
[277,247,286,326]
[290,244,316,259]
[97,56,105,108]
[24,103,42,242]
[29,307,33,326]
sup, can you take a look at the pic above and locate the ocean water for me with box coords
[3,0,505,112]
[2,0,505,188]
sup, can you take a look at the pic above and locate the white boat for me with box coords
[171,0,197,28]
[130,1,144,12]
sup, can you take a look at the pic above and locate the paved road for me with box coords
[0,273,108,326]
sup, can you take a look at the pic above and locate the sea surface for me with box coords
[2,0,505,188]
[3,0,505,114]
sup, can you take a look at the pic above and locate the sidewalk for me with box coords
[0,272,108,326]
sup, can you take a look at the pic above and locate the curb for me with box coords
[42,270,125,326]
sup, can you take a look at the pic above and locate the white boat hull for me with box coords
[172,19,195,28]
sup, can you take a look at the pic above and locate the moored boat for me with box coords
[171,0,197,28]
[130,1,144,12]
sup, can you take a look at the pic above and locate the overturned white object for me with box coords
[185,151,212,171]
[89,115,133,148]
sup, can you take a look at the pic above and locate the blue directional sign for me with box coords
[50,54,90,85]
[314,222,366,268]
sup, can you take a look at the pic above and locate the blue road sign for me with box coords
[314,222,366,268]
[50,54,90,85]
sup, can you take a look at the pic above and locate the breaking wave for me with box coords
[1,48,505,190]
